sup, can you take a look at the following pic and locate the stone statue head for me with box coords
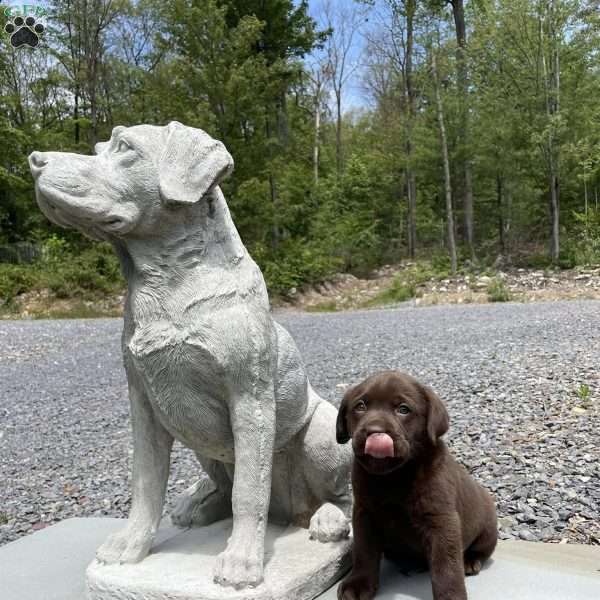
[28,122,234,241]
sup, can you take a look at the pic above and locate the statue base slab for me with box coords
[86,518,352,600]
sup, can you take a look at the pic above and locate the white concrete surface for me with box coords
[321,538,600,599]
[1,518,599,600]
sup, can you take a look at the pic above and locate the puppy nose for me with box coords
[29,151,48,178]
[366,424,387,435]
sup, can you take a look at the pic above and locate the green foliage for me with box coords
[487,278,513,303]
[566,209,600,266]
[305,300,339,313]
[0,240,122,305]
[0,264,39,304]
[576,383,591,404]
[365,276,416,307]
[2,0,600,308]
[363,259,452,308]
[260,239,342,296]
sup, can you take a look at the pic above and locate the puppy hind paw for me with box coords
[464,558,482,576]
[309,502,350,543]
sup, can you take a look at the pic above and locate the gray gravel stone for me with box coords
[1,301,599,547]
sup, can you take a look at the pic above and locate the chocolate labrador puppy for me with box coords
[336,371,497,600]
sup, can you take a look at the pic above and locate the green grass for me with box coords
[305,300,339,312]
[363,277,417,307]
[487,278,513,302]
[34,303,122,319]
[576,383,592,405]
[361,260,450,308]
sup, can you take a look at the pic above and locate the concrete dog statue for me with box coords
[336,370,497,600]
[29,122,352,589]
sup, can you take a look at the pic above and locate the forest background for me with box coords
[1,0,600,311]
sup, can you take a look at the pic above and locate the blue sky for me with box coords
[4,0,369,110]
[307,0,371,111]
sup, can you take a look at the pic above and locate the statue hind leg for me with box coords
[297,390,353,542]
[171,455,233,528]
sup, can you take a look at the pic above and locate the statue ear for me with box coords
[158,121,234,205]
[422,384,449,444]
[336,385,357,444]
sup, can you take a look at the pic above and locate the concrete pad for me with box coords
[0,518,125,600]
[1,518,599,600]
[86,517,351,600]
[320,539,600,599]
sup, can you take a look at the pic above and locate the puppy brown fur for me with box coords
[336,371,497,600]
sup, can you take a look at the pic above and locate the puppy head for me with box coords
[336,371,449,475]
[29,122,233,240]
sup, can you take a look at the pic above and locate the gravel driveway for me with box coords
[1,301,599,547]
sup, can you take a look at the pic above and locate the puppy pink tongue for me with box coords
[365,433,394,458]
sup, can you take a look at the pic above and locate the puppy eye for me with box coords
[117,139,132,153]
[354,400,367,412]
[396,404,411,415]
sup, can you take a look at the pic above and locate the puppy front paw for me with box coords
[96,524,154,564]
[309,502,350,542]
[337,574,377,600]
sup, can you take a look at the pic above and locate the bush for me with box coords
[259,239,342,297]
[487,278,512,302]
[365,274,417,307]
[563,209,600,266]
[0,239,123,305]
[0,264,39,304]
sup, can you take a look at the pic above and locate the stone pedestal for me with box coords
[86,519,352,600]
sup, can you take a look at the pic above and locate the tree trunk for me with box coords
[583,165,588,216]
[277,91,289,148]
[313,84,321,184]
[432,49,457,274]
[335,91,342,176]
[405,0,417,258]
[450,0,474,259]
[74,89,80,144]
[497,174,505,255]
[549,168,560,261]
[313,104,321,184]
[541,0,560,262]
[505,185,512,259]
[406,168,417,258]
[265,114,279,249]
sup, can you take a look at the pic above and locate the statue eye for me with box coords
[396,404,411,415]
[354,400,367,412]
[117,139,132,153]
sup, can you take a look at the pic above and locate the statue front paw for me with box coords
[171,477,232,528]
[309,502,350,542]
[96,524,154,564]
[213,536,263,589]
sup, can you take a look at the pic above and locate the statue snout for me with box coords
[28,151,49,179]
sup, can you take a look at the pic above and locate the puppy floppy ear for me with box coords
[422,384,449,444]
[159,121,234,205]
[336,385,358,444]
